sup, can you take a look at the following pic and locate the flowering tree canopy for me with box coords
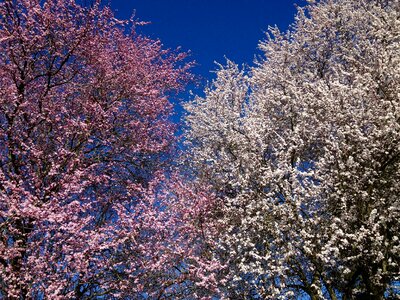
[185,0,400,298]
[0,0,222,299]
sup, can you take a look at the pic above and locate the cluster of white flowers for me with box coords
[184,0,400,298]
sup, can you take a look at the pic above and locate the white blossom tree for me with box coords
[184,0,400,299]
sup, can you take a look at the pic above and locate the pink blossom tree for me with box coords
[0,0,221,298]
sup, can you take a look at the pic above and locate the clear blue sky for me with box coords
[109,0,306,121]
[110,0,305,81]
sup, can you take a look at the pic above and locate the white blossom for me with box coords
[184,0,400,298]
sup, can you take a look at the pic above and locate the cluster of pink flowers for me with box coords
[0,0,222,298]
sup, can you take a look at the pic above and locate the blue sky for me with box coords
[109,0,306,120]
